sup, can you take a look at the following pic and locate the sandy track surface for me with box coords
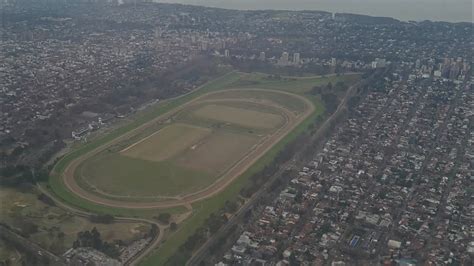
[59,89,314,209]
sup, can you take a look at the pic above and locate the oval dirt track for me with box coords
[60,89,315,209]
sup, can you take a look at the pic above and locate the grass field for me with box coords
[0,238,22,265]
[47,70,361,265]
[48,71,357,212]
[174,130,259,174]
[73,95,295,201]
[80,153,213,197]
[138,73,361,265]
[0,187,151,255]
[121,123,212,162]
[193,104,283,129]
[203,89,308,113]
[47,71,242,214]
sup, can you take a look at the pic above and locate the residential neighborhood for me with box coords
[218,66,472,265]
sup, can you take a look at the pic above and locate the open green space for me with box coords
[79,153,213,198]
[203,89,308,113]
[47,71,242,215]
[74,95,293,201]
[47,69,360,265]
[138,73,360,265]
[121,123,212,162]
[193,104,283,129]
[0,186,151,255]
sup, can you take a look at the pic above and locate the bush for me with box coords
[170,222,178,231]
[89,214,115,224]
[157,213,171,224]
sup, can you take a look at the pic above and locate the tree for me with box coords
[224,200,239,213]
[150,224,159,237]
[325,82,333,92]
[170,222,178,231]
[89,214,114,224]
[72,228,120,259]
[321,93,339,114]
[311,86,322,95]
[157,213,171,224]
[37,193,56,206]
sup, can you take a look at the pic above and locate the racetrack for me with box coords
[57,89,314,209]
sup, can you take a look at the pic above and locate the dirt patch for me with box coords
[174,131,260,175]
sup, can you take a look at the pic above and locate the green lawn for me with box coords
[74,90,303,201]
[79,153,213,198]
[47,70,359,265]
[48,71,241,215]
[0,186,152,256]
[138,73,361,265]
[202,89,308,113]
[139,92,329,266]
[230,72,361,94]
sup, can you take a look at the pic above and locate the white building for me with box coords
[278,52,289,65]
[293,53,300,64]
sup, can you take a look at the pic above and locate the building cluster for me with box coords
[61,236,152,266]
[1,1,240,165]
[219,11,471,73]
[2,1,471,167]
[276,52,301,66]
[2,2,471,164]
[412,57,471,81]
[64,247,121,266]
[118,237,152,263]
[219,64,472,265]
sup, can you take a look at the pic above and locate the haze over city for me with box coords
[156,0,473,22]
[0,0,472,265]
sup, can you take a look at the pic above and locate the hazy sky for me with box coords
[155,0,473,22]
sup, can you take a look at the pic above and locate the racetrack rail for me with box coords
[56,89,315,209]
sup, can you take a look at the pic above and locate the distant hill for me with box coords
[336,13,400,24]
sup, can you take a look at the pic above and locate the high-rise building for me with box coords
[415,59,421,69]
[331,58,337,67]
[201,41,208,51]
[224,49,230,57]
[372,58,386,69]
[259,52,266,61]
[279,52,289,65]
[293,53,300,64]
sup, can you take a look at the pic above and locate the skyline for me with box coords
[155,0,473,23]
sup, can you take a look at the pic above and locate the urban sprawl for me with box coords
[0,0,472,265]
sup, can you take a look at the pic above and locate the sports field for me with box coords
[62,88,312,206]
